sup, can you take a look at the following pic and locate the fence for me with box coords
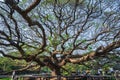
[0,75,116,80]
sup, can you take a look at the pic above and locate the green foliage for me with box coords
[21,45,39,55]
[0,56,26,72]
[31,15,39,19]
[48,35,61,48]
[41,0,84,6]
[41,66,51,72]
[62,34,69,39]
[0,78,11,80]
[62,63,89,75]
[75,39,87,44]
[41,14,56,22]
[87,45,93,52]
[81,39,87,43]
[0,0,119,76]
[20,0,27,4]
[0,57,14,71]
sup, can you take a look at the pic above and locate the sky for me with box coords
[0,0,23,1]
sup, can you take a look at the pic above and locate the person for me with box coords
[109,68,114,74]
[98,69,102,75]
[82,70,90,80]
[11,71,15,80]
[114,70,120,80]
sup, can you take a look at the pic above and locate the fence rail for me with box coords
[0,75,116,80]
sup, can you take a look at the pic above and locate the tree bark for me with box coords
[50,68,61,80]
[51,68,61,76]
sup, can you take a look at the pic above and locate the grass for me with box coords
[0,78,11,80]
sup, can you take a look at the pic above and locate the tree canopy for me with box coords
[0,0,120,75]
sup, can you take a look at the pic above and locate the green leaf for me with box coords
[20,0,27,4]
[81,39,87,43]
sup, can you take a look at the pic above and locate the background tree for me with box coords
[0,0,120,76]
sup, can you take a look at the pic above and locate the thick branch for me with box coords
[24,0,41,14]
[67,40,120,63]
[12,4,46,52]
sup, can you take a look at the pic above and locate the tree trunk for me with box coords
[51,68,61,80]
[51,68,61,76]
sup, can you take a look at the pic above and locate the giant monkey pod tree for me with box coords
[0,0,120,76]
